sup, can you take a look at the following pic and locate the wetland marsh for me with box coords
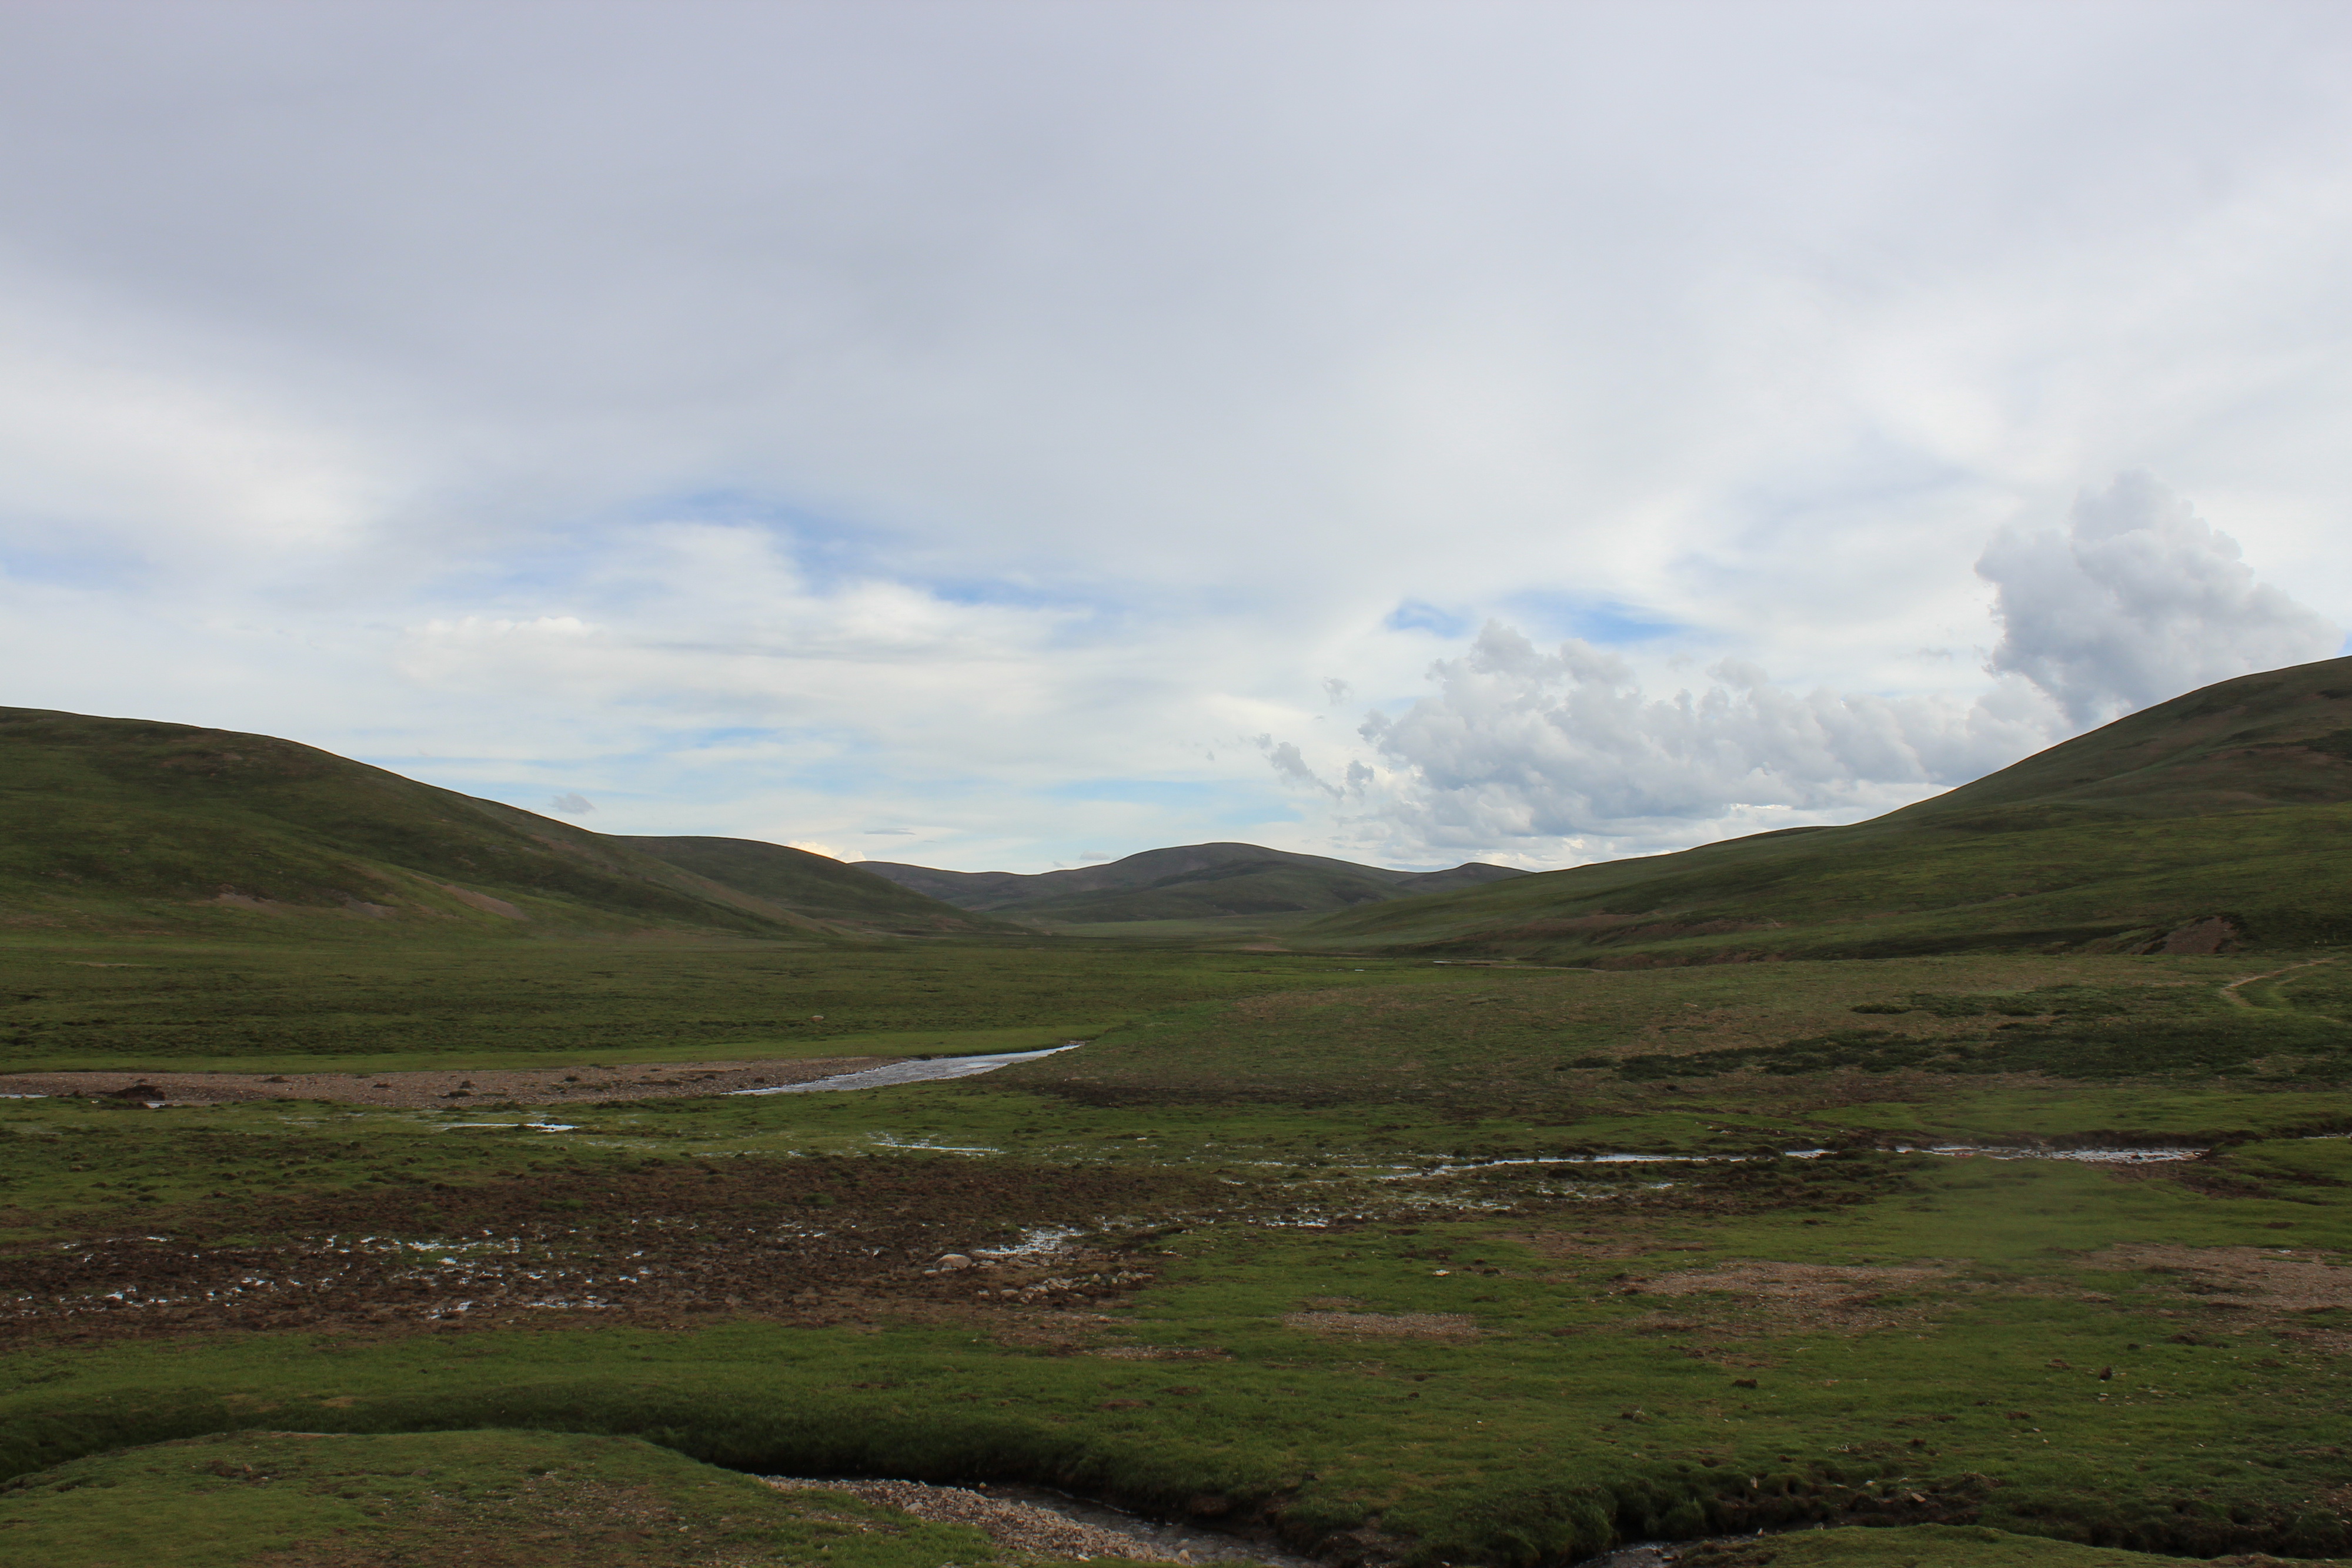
[2,936,2348,1567]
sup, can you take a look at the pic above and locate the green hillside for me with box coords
[1297,656,2352,962]
[619,835,1014,935]
[863,841,1525,924]
[0,707,972,939]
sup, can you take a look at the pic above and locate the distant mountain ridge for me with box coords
[1295,655,2352,962]
[0,707,1000,938]
[860,842,1526,924]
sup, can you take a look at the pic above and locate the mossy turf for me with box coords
[3,939,2350,1567]
[0,1427,1123,1568]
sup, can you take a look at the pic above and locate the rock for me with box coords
[938,1253,975,1270]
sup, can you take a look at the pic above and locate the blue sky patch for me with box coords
[1501,591,1684,646]
[1384,600,1470,637]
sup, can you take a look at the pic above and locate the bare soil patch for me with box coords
[0,1055,893,1109]
[2088,1244,2352,1344]
[1504,1228,1705,1262]
[0,1158,1215,1344]
[1625,1260,1952,1334]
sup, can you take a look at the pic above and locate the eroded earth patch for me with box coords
[0,1157,1211,1342]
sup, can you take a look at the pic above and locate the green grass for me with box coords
[0,936,1441,1072]
[984,951,2352,1130]
[16,671,2352,1566]
[4,1144,2348,1562]
[0,1025,1107,1079]
[0,1427,1128,1568]
[1042,912,1323,939]
[621,834,1020,935]
[6,937,2352,1567]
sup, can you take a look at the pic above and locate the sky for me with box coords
[2,1,2348,874]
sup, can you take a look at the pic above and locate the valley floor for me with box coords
[0,1054,904,1109]
[2,938,2349,1568]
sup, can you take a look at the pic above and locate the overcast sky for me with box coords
[3,1,2347,872]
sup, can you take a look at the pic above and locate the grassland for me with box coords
[0,1427,1115,1568]
[0,935,1428,1075]
[3,930,2349,1568]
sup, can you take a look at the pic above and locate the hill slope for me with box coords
[861,841,1526,924]
[1297,656,2352,962]
[617,836,1014,935]
[0,708,988,939]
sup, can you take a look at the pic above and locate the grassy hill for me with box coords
[619,835,1017,935]
[1296,655,2352,962]
[861,841,1525,924]
[0,707,986,939]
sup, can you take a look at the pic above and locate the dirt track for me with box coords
[0,1055,897,1109]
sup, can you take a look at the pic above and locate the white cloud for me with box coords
[1319,624,2060,864]
[1260,737,1341,800]
[1258,475,2340,867]
[1979,472,2342,726]
[3,8,2352,870]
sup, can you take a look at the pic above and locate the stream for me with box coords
[727,1042,1084,1095]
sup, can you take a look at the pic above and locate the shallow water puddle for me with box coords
[730,1042,1084,1095]
[1391,1144,2208,1178]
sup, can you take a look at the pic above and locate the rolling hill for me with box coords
[1295,655,2352,962]
[0,707,998,938]
[614,835,1013,935]
[859,841,1526,924]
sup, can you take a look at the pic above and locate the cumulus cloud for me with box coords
[1979,472,2341,726]
[4,11,2352,872]
[1258,735,1342,799]
[1257,476,2340,866]
[1321,624,2056,861]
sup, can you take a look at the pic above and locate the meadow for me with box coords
[0,934,1436,1076]
[2,933,2349,1567]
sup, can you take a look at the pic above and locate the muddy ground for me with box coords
[0,1157,1213,1344]
[0,1055,896,1109]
